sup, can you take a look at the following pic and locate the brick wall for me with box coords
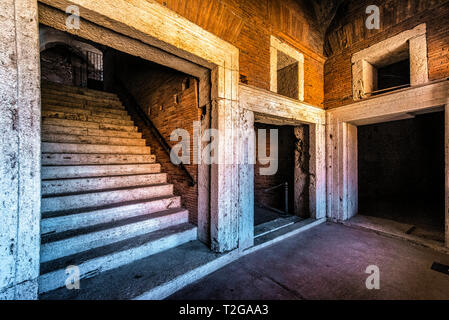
[146,77,200,224]
[153,0,325,108]
[324,0,449,109]
[304,55,324,107]
[115,53,200,224]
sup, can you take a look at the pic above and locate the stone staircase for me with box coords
[39,82,197,295]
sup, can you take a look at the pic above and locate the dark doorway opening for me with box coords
[40,25,104,90]
[254,123,295,226]
[376,59,410,94]
[358,111,445,242]
[39,25,204,227]
[253,121,310,237]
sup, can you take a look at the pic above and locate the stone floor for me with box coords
[359,197,445,239]
[169,222,449,300]
[254,206,284,226]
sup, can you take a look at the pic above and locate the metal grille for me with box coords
[86,51,103,82]
[72,50,103,88]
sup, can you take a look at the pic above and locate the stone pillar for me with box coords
[362,60,377,97]
[344,123,358,220]
[209,66,241,253]
[409,35,429,85]
[0,0,41,300]
[310,123,327,220]
[238,109,254,250]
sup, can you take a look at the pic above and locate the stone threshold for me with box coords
[254,215,302,239]
[40,218,325,300]
[245,218,326,256]
[342,215,449,255]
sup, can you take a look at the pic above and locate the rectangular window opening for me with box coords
[277,51,299,100]
[374,58,411,95]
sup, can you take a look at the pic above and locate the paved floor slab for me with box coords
[169,222,449,300]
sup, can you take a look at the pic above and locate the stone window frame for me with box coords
[352,23,429,100]
[270,35,305,101]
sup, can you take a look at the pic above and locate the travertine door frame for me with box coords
[239,84,327,245]
[39,2,215,247]
[327,81,449,248]
[39,0,241,253]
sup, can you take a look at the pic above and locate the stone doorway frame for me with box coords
[239,84,327,246]
[327,80,449,248]
[36,0,242,253]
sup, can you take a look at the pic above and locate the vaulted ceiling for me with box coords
[305,0,347,34]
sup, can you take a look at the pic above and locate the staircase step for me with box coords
[39,223,197,293]
[39,240,222,300]
[42,104,130,119]
[42,110,133,126]
[42,118,137,132]
[42,81,119,99]
[38,83,197,297]
[43,103,128,116]
[42,133,146,146]
[42,97,123,109]
[42,153,155,166]
[42,173,167,196]
[42,92,121,104]
[41,196,181,234]
[42,125,142,139]
[40,208,189,263]
[42,89,119,101]
[42,184,174,212]
[42,142,149,155]
[42,163,161,179]
[42,98,125,110]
